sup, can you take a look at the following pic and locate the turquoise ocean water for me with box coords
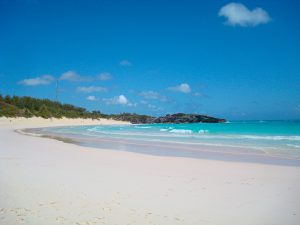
[35,121,300,164]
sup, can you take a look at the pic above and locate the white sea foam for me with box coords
[87,127,109,134]
[193,134,300,141]
[242,135,300,141]
[74,126,300,142]
[160,129,169,131]
[43,122,300,161]
[160,127,174,132]
[198,129,209,134]
[135,126,152,129]
[169,129,192,134]
[286,144,300,148]
[87,127,101,132]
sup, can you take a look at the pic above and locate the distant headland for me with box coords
[0,95,225,124]
[113,113,226,124]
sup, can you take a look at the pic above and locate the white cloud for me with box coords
[146,103,162,112]
[97,72,112,81]
[139,91,168,102]
[147,104,158,110]
[194,92,203,97]
[168,83,191,93]
[60,70,113,82]
[86,95,97,101]
[77,86,107,93]
[138,100,160,111]
[103,94,136,106]
[117,95,128,105]
[120,60,132,66]
[59,70,84,81]
[18,75,55,86]
[127,102,137,107]
[140,100,148,104]
[218,3,271,27]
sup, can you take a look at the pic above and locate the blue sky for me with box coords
[0,0,299,120]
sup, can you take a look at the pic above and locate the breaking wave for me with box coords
[169,129,193,134]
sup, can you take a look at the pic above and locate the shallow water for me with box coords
[28,121,300,166]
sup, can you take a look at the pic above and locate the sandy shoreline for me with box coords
[22,126,300,167]
[0,116,130,129]
[1,117,300,225]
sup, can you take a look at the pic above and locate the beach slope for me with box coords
[0,118,300,225]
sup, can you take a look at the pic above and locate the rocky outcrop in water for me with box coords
[113,113,225,124]
[151,113,226,124]
[112,113,155,124]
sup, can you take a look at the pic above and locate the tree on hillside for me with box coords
[39,104,52,118]
[24,108,32,118]
[0,95,126,119]
[4,95,11,104]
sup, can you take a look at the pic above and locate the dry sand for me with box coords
[0,116,130,129]
[0,117,300,225]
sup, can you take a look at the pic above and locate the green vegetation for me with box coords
[0,95,225,123]
[0,95,153,122]
[0,95,102,119]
